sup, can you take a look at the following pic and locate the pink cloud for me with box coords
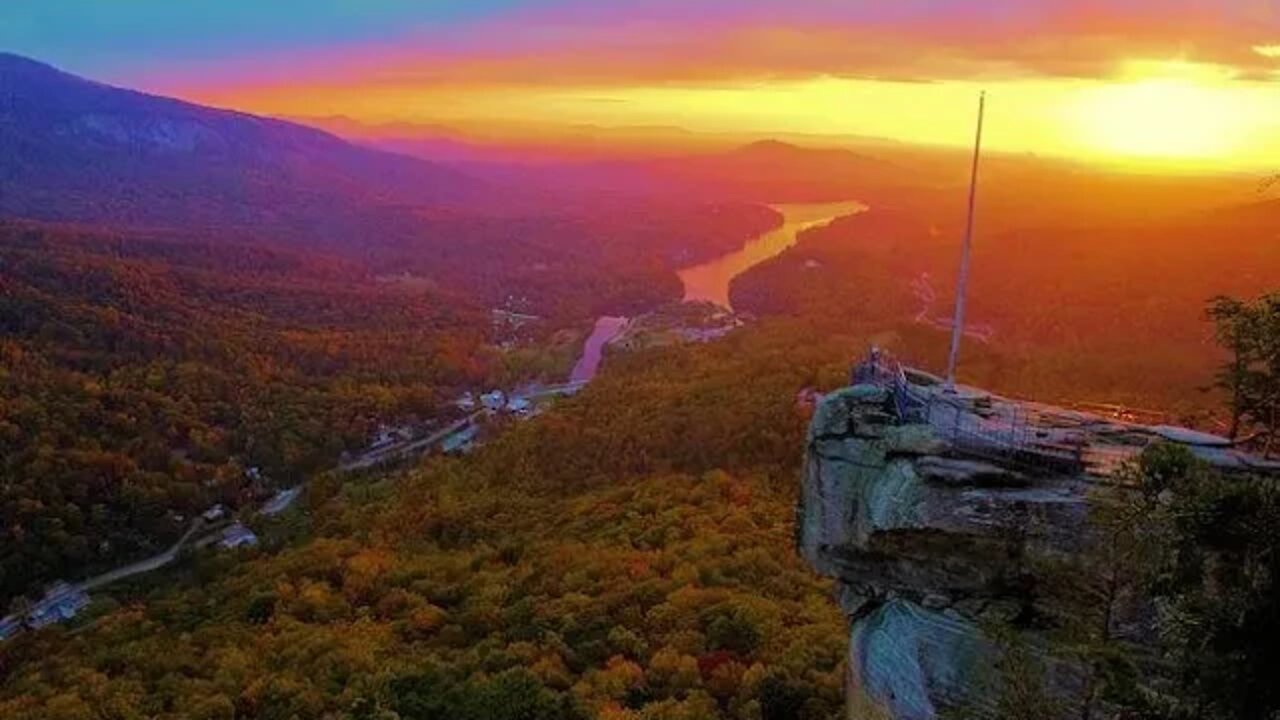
[162,0,1280,96]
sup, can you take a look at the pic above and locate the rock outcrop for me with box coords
[799,371,1279,720]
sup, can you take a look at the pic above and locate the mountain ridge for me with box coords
[0,53,487,248]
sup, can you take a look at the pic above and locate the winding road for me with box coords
[339,411,486,472]
[74,517,209,593]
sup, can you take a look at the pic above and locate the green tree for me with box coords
[703,605,763,656]
[1075,494,1161,718]
[1082,444,1280,720]
[758,673,809,720]
[1149,449,1280,719]
[1208,294,1280,451]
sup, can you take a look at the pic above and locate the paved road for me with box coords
[38,376,592,613]
[340,410,485,472]
[339,382,589,472]
[64,404,519,597]
[524,381,587,399]
[78,518,208,592]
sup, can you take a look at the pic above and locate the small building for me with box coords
[455,392,477,411]
[245,466,264,482]
[26,582,90,629]
[506,396,533,416]
[369,425,398,450]
[201,504,226,522]
[219,523,259,550]
[480,390,506,412]
[369,424,414,450]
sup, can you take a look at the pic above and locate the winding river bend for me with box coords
[678,201,867,310]
[570,316,629,383]
[569,201,865,384]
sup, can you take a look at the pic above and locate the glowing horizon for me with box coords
[179,64,1280,172]
[5,1,1279,171]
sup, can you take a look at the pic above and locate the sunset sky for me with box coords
[5,1,1280,170]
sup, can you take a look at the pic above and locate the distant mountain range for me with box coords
[0,53,796,320]
[0,53,485,248]
[9,50,1259,268]
[300,114,928,202]
[643,139,915,203]
[0,52,936,238]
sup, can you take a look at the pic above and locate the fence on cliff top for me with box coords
[851,351,1080,474]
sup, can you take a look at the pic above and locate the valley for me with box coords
[1,37,1278,720]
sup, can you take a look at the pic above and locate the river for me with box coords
[569,201,863,383]
[677,201,867,310]
[570,316,629,383]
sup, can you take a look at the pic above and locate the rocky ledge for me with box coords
[798,372,1278,720]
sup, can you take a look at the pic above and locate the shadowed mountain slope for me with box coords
[0,53,485,247]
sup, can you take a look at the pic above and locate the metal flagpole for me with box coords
[945,91,986,392]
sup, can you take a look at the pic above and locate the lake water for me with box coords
[570,316,629,383]
[677,201,867,310]
[569,202,863,383]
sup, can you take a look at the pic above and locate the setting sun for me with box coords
[1071,78,1249,160]
[1056,59,1280,168]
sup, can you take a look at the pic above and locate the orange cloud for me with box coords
[151,0,1279,173]
[152,0,1279,99]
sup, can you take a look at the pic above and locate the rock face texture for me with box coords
[799,373,1280,720]
[800,385,1054,719]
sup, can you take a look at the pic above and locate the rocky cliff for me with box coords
[798,370,1279,719]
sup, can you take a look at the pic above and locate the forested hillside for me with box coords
[0,222,499,603]
[0,53,483,241]
[378,202,780,320]
[0,54,795,604]
[4,247,1276,719]
[732,171,1280,417]
[0,53,782,323]
[0,318,869,719]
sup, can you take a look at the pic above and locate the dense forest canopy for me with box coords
[0,222,497,602]
[6,308,1278,719]
[0,191,781,602]
[0,318,862,719]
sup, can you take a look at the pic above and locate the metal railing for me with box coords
[851,350,1080,474]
